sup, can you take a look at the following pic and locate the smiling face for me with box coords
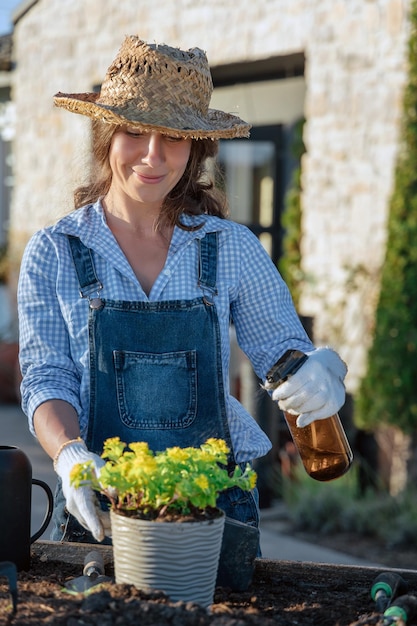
[106,128,192,212]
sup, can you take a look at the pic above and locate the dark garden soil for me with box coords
[2,540,417,626]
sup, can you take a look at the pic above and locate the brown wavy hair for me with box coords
[74,121,229,228]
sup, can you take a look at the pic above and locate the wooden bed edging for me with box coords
[32,540,417,586]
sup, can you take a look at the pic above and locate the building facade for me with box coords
[6,0,412,402]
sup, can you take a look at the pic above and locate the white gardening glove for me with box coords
[267,347,347,428]
[54,439,108,542]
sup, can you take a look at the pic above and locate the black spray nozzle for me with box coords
[266,350,308,385]
[371,572,408,613]
[383,594,417,624]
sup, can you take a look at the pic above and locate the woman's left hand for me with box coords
[269,347,347,427]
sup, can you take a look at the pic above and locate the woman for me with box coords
[18,36,347,547]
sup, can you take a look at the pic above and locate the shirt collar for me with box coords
[53,200,229,251]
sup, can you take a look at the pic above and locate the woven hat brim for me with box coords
[53,92,251,139]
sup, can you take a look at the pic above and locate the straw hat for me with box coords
[54,36,251,140]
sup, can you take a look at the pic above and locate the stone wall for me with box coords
[9,0,411,393]
[301,0,410,391]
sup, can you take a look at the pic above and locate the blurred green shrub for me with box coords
[283,466,417,549]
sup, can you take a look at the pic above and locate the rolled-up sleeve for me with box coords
[230,227,314,379]
[18,231,83,435]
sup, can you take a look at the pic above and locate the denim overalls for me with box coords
[51,232,259,543]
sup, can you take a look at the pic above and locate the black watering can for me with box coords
[0,446,54,571]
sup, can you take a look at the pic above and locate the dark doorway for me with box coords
[217,125,286,265]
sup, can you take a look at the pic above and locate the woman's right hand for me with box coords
[54,439,107,542]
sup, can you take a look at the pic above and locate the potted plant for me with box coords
[71,437,257,607]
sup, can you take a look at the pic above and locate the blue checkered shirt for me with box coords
[18,200,313,462]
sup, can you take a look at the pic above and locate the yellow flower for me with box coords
[194,475,209,490]
[205,438,229,455]
[129,441,151,457]
[165,446,190,463]
[249,472,258,490]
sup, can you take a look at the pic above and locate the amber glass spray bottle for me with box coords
[266,350,353,481]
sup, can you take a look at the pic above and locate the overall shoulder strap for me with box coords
[198,232,218,298]
[67,235,102,299]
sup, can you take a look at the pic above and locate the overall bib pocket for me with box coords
[113,349,198,429]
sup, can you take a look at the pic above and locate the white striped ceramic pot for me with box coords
[110,509,225,608]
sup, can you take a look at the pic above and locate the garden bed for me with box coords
[1,541,417,625]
